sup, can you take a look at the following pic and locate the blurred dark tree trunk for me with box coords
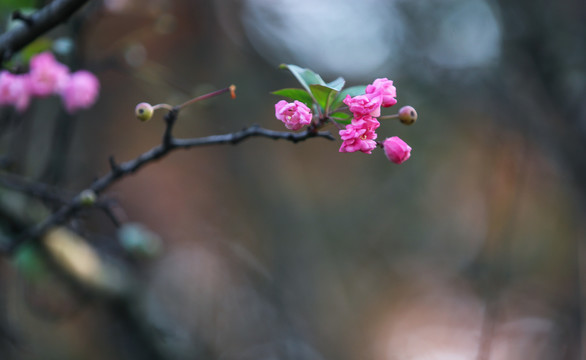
[492,1,586,358]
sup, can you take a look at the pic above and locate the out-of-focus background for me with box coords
[1,0,585,359]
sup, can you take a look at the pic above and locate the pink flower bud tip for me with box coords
[383,136,411,164]
[275,100,312,131]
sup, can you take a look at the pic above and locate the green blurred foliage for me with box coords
[0,0,36,11]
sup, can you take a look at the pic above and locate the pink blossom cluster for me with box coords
[274,100,312,130]
[339,78,411,164]
[0,52,99,114]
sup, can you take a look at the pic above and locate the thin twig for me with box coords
[4,111,333,254]
[0,172,70,205]
[172,124,334,148]
[95,200,124,228]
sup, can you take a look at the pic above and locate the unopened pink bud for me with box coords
[383,136,411,164]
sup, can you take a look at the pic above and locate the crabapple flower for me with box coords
[352,115,380,131]
[383,136,411,164]
[339,118,378,154]
[60,71,100,113]
[29,52,69,96]
[343,94,382,117]
[366,78,397,108]
[275,100,312,130]
[0,71,31,113]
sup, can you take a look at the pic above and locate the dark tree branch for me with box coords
[95,200,123,228]
[172,123,334,148]
[3,112,334,254]
[11,10,34,27]
[0,0,92,62]
[0,172,70,205]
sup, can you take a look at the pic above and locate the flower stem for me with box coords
[177,85,236,110]
[378,113,399,120]
[152,104,174,111]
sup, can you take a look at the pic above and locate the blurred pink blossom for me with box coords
[366,78,397,107]
[0,71,31,113]
[339,118,378,154]
[29,52,69,97]
[383,136,411,164]
[343,94,382,117]
[60,71,100,113]
[275,100,312,130]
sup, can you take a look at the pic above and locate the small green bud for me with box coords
[79,189,97,206]
[398,106,418,125]
[135,102,154,122]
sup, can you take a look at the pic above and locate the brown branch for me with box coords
[0,172,70,205]
[3,109,334,254]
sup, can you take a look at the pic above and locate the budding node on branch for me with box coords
[79,189,97,206]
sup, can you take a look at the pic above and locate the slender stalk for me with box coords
[177,85,235,109]
[152,104,174,111]
[378,114,399,120]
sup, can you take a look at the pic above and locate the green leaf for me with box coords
[0,0,37,10]
[330,85,368,111]
[330,112,352,125]
[309,84,340,111]
[330,112,351,120]
[279,64,326,93]
[271,88,314,108]
[326,77,346,91]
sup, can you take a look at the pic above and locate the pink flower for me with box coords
[383,136,411,164]
[339,118,378,154]
[275,100,312,130]
[60,71,100,113]
[366,78,397,107]
[29,52,69,97]
[0,71,31,113]
[352,115,380,131]
[343,94,382,117]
